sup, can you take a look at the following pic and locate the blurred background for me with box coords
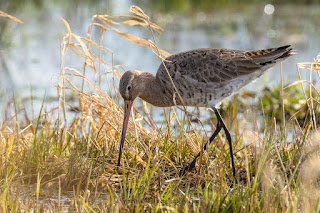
[0,0,319,114]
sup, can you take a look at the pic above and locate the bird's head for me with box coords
[119,70,142,102]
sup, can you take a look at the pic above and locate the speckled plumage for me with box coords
[119,45,293,107]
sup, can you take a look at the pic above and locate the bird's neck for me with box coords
[137,72,168,107]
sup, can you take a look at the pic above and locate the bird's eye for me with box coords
[127,85,132,91]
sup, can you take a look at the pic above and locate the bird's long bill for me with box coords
[117,100,133,166]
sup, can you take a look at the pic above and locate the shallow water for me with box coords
[0,1,319,122]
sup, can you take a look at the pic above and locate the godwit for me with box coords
[118,45,294,180]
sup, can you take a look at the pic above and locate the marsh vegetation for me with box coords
[1,5,320,212]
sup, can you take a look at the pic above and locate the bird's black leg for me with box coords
[180,108,236,183]
[180,118,223,176]
[213,107,236,180]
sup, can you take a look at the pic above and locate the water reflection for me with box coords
[0,0,319,105]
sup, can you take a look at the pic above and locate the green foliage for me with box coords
[260,84,320,126]
[134,0,319,12]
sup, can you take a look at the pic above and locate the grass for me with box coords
[1,5,320,212]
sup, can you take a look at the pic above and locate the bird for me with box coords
[117,45,294,180]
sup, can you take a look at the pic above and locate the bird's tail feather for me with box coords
[245,45,294,66]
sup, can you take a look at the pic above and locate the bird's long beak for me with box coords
[117,100,133,166]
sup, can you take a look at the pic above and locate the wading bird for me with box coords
[118,45,293,180]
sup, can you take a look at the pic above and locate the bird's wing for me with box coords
[156,46,293,87]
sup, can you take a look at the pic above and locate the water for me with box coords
[0,0,319,122]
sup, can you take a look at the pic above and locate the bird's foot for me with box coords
[179,162,196,176]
